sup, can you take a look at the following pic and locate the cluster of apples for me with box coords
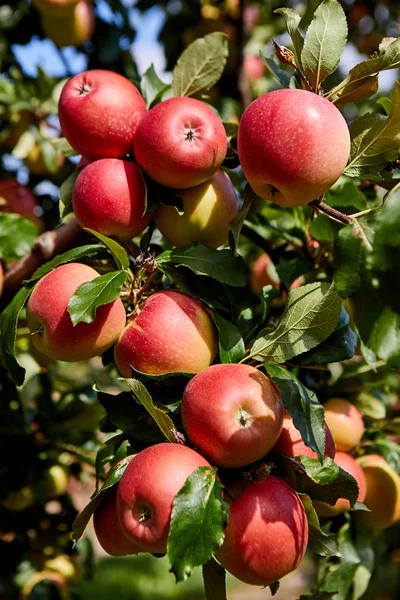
[32,0,95,48]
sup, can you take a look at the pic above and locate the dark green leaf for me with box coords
[334,225,363,297]
[0,285,33,385]
[213,312,245,364]
[262,53,292,88]
[84,229,130,270]
[67,270,127,325]
[325,181,367,212]
[229,185,256,253]
[308,214,335,243]
[95,433,126,492]
[276,257,312,289]
[59,170,79,219]
[299,494,340,557]
[140,64,170,108]
[223,122,238,138]
[0,213,38,263]
[124,379,176,442]
[352,523,375,600]
[28,244,105,282]
[274,8,304,68]
[297,456,359,507]
[203,558,227,600]
[318,523,360,600]
[168,466,229,582]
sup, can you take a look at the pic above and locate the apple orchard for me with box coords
[1,1,400,599]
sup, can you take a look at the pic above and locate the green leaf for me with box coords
[203,558,227,600]
[327,37,400,104]
[318,522,360,600]
[297,456,359,507]
[59,169,79,219]
[95,433,126,492]
[301,0,348,91]
[367,306,400,368]
[67,270,126,325]
[352,524,375,600]
[124,379,176,442]
[157,243,246,287]
[345,81,400,179]
[27,244,105,283]
[308,214,335,242]
[352,391,386,420]
[299,494,340,557]
[265,364,326,461]
[213,312,245,364]
[274,8,304,68]
[334,225,363,297]
[249,282,342,363]
[229,185,256,253]
[0,285,33,385]
[172,32,229,97]
[51,137,77,157]
[261,53,292,88]
[83,229,130,271]
[325,181,367,212]
[140,64,170,108]
[0,213,38,263]
[168,466,229,582]
[39,139,60,174]
[223,122,238,138]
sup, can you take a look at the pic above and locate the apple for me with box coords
[58,69,147,160]
[182,364,284,468]
[249,252,280,294]
[243,55,265,83]
[154,169,238,248]
[273,412,336,460]
[72,159,152,240]
[324,397,365,452]
[314,452,366,517]
[1,486,35,512]
[356,454,400,529]
[94,485,142,556]
[40,0,95,49]
[0,179,44,231]
[24,143,65,175]
[114,290,217,377]
[27,262,126,362]
[117,443,211,554]
[42,465,69,498]
[238,89,350,207]
[133,97,227,189]
[32,0,79,16]
[215,476,308,586]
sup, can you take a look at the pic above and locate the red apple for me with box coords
[58,70,147,160]
[32,0,79,16]
[324,398,365,452]
[133,97,227,189]
[154,169,238,248]
[273,412,336,460]
[249,252,280,295]
[0,179,44,231]
[72,159,152,240]
[40,0,95,48]
[27,263,126,362]
[94,485,141,556]
[114,290,217,377]
[356,454,400,529]
[182,364,284,468]
[238,89,350,207]
[117,443,211,554]
[215,476,308,586]
[243,55,265,83]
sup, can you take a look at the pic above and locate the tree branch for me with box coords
[309,198,353,225]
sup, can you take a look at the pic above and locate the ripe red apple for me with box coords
[58,69,147,160]
[249,253,280,294]
[314,452,366,517]
[215,476,308,586]
[117,443,211,554]
[72,159,152,239]
[356,454,400,529]
[40,0,95,48]
[27,263,126,362]
[238,89,350,207]
[114,290,217,377]
[273,412,336,460]
[94,485,142,556]
[182,364,284,468]
[154,169,238,248]
[0,179,44,231]
[243,55,265,83]
[133,97,227,189]
[32,0,79,16]
[324,398,365,452]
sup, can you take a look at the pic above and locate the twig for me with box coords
[309,198,353,225]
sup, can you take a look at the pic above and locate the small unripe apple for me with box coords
[114,290,217,377]
[182,364,284,468]
[238,89,350,207]
[356,454,400,529]
[40,0,95,48]
[1,486,35,511]
[324,398,365,451]
[73,159,152,240]
[94,485,142,556]
[59,69,147,160]
[32,0,79,16]
[273,412,336,460]
[154,170,238,248]
[0,179,44,231]
[42,465,69,498]
[215,476,308,586]
[27,263,126,362]
[117,443,211,554]
[134,97,227,189]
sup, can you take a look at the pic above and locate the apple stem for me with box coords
[309,199,353,226]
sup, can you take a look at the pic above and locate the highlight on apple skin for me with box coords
[134,96,227,189]
[58,69,147,160]
[72,159,152,240]
[114,290,218,377]
[238,89,351,207]
[117,443,211,554]
[154,169,238,248]
[214,476,309,586]
[323,397,365,452]
[27,263,126,362]
[273,411,336,460]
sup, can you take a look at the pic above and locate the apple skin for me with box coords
[32,0,79,16]
[117,443,211,554]
[27,263,126,362]
[243,55,265,82]
[238,89,350,207]
[314,452,367,517]
[249,253,280,295]
[154,169,238,248]
[40,0,95,48]
[182,364,284,468]
[59,69,147,160]
[324,398,365,452]
[273,412,336,460]
[0,179,44,231]
[133,97,227,189]
[356,454,400,529]
[73,159,152,240]
[94,485,142,557]
[215,476,308,586]
[114,290,217,377]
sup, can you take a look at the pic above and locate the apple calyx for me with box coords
[237,408,253,428]
[77,82,91,96]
